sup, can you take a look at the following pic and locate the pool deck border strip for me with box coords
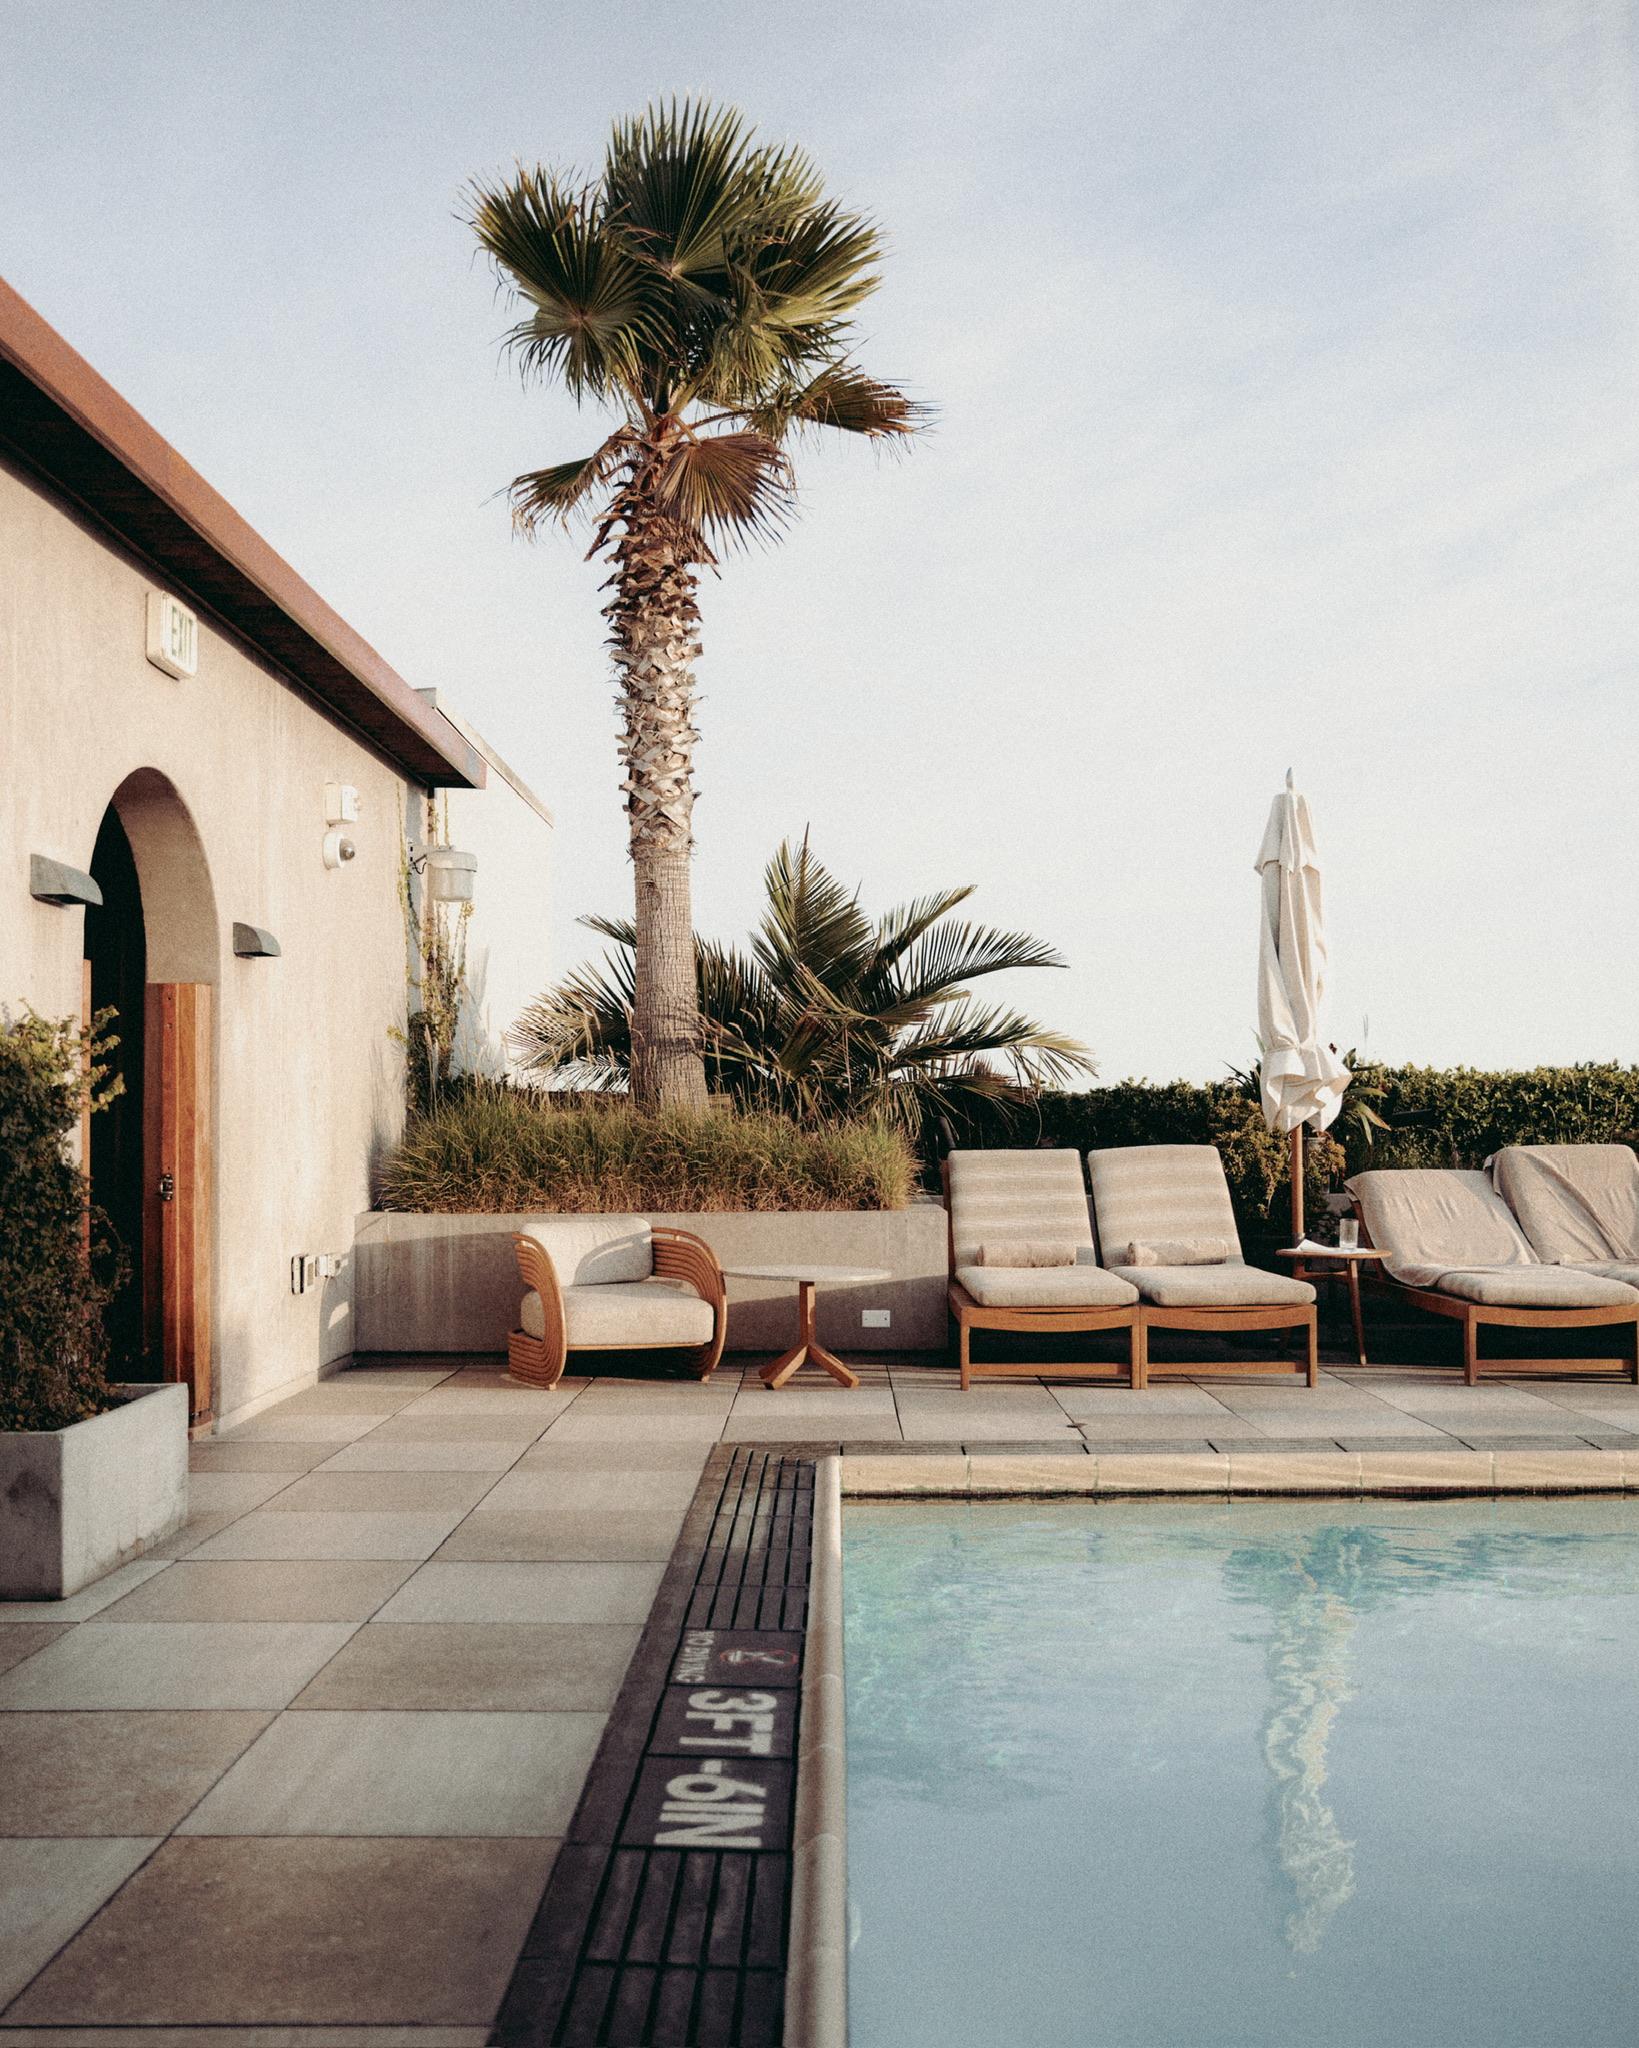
[491,1444,815,2048]
[783,1455,846,2048]
[842,1446,1639,1498]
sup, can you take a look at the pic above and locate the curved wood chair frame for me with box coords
[942,1162,1140,1390]
[507,1226,729,1390]
[1351,1205,1639,1386]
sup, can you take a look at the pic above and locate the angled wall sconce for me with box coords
[232,923,282,958]
[30,855,103,908]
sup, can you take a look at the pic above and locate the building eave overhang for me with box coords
[0,277,484,790]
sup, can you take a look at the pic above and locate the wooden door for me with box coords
[144,982,213,1425]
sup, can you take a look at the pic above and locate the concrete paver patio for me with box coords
[2,1348,1638,2037]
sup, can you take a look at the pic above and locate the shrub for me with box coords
[375,1088,917,1213]
[0,1011,124,1432]
[1032,1063,1639,1252]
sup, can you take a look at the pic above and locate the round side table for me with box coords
[719,1264,891,1389]
[1276,1245,1384,1366]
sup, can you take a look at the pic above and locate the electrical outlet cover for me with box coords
[861,1308,891,1328]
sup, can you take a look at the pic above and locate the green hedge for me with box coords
[376,1089,916,1213]
[1030,1064,1639,1253]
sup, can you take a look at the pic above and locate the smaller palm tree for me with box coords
[512,838,1094,1139]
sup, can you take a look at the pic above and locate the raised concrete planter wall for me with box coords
[0,1382,190,1599]
[353,1207,951,1357]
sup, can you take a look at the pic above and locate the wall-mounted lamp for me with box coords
[321,830,357,870]
[30,855,103,908]
[232,922,282,958]
[410,845,477,904]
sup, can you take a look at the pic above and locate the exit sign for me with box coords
[145,590,198,678]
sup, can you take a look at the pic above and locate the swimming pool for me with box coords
[844,1497,1639,2048]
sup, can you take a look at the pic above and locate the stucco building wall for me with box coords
[0,458,414,1425]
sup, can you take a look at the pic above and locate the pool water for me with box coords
[844,1498,1639,2048]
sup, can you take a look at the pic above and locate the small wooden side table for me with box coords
[1276,1245,1384,1367]
[720,1264,891,1390]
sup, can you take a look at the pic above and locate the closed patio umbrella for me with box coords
[1256,771,1349,1239]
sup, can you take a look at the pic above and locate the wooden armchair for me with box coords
[507,1218,729,1390]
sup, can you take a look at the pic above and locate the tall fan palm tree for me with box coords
[512,838,1094,1141]
[468,101,925,1109]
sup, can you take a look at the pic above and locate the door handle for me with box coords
[158,1172,175,1203]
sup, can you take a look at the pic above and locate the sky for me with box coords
[4,0,1637,1083]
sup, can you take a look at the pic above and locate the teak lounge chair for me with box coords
[944,1149,1140,1390]
[508,1216,728,1390]
[1086,1144,1318,1385]
[1348,1167,1639,1385]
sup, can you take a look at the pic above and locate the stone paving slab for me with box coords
[4,1837,559,2027]
[0,1711,272,1834]
[177,1710,604,1837]
[291,1623,641,1713]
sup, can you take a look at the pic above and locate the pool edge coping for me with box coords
[784,1452,847,2048]
[840,1446,1639,1498]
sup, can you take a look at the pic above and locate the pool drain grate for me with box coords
[493,1445,817,2047]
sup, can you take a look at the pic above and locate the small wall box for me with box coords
[146,591,198,679]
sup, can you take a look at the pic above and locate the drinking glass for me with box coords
[1337,1218,1360,1250]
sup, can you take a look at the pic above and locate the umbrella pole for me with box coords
[1290,1125,1305,1243]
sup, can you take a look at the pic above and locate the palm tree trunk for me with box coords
[606,493,709,1110]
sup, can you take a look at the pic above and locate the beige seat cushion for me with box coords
[1108,1265,1315,1309]
[518,1215,653,1285]
[945,1150,1095,1269]
[1086,1147,1245,1267]
[520,1279,714,1347]
[954,1263,1138,1309]
[1422,1267,1639,1309]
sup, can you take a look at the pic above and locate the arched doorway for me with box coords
[83,807,148,1370]
[81,770,219,1424]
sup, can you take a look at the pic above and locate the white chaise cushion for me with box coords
[1106,1264,1315,1309]
[1491,1145,1639,1265]
[1086,1146,1245,1266]
[521,1280,714,1346]
[945,1150,1095,1267]
[518,1214,653,1285]
[954,1263,1138,1309]
[1347,1170,1537,1289]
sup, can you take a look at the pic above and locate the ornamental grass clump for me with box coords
[0,1011,124,1432]
[375,1089,915,1214]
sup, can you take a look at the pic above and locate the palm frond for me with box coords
[884,922,1069,1017]
[753,838,874,992]
[747,200,886,335]
[745,362,930,443]
[891,1003,1093,1087]
[868,886,977,971]
[654,430,794,544]
[467,169,655,403]
[604,98,767,283]
[507,430,635,536]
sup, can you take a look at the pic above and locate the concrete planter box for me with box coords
[0,1382,190,1600]
[354,1207,951,1357]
